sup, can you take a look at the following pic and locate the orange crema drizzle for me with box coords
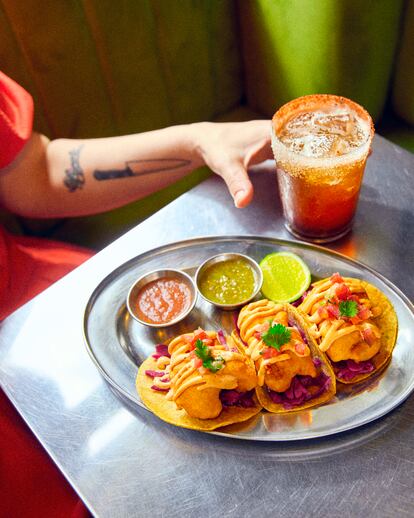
[298,277,382,355]
[237,300,311,386]
[149,331,247,402]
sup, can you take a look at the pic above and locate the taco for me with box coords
[298,273,398,384]
[136,328,262,431]
[234,300,336,413]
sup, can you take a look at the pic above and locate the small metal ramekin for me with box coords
[126,268,197,327]
[195,253,263,311]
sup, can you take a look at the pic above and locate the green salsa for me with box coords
[198,258,256,305]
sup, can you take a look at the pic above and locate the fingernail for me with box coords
[234,190,245,208]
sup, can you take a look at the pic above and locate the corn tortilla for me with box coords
[233,305,336,414]
[306,277,398,384]
[136,356,262,431]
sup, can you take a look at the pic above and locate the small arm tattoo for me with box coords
[93,158,191,181]
[64,145,85,192]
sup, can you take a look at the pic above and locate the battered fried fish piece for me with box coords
[235,301,335,413]
[298,273,398,383]
[137,328,262,430]
[265,348,317,392]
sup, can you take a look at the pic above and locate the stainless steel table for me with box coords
[1,135,413,517]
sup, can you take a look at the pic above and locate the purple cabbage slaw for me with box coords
[290,289,311,307]
[145,370,165,378]
[334,359,374,381]
[288,318,308,344]
[145,368,170,391]
[149,344,171,391]
[267,358,331,410]
[152,343,170,359]
[150,384,169,392]
[220,389,256,408]
[217,329,232,350]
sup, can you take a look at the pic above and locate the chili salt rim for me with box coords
[271,93,375,170]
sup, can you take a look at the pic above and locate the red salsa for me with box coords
[135,276,192,325]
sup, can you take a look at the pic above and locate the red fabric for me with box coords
[0,73,93,517]
[0,231,94,518]
[0,71,33,169]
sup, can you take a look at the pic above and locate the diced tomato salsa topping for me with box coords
[254,321,270,337]
[358,307,372,320]
[262,347,279,359]
[334,282,351,301]
[317,306,330,320]
[326,303,340,319]
[193,328,208,341]
[193,357,203,368]
[185,328,217,350]
[330,272,344,284]
[318,274,375,325]
[295,342,306,355]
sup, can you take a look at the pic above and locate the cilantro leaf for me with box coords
[339,300,358,318]
[194,339,225,372]
[261,323,291,350]
[194,339,210,361]
[203,356,225,373]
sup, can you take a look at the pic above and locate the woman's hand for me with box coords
[192,120,273,208]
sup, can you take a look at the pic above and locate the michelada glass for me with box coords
[271,94,374,243]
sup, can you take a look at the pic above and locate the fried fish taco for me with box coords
[298,273,398,384]
[234,300,336,413]
[136,328,261,431]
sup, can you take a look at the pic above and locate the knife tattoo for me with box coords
[64,146,191,191]
[93,158,191,180]
[64,145,85,192]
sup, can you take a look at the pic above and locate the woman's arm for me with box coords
[0,120,272,219]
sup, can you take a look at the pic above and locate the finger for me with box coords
[234,184,254,208]
[248,139,274,165]
[244,130,273,168]
[217,161,254,208]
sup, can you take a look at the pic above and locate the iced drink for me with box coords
[271,95,374,242]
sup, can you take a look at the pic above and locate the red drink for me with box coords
[271,95,374,242]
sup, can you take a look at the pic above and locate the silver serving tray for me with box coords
[83,236,414,441]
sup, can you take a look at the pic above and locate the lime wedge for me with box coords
[259,252,311,303]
